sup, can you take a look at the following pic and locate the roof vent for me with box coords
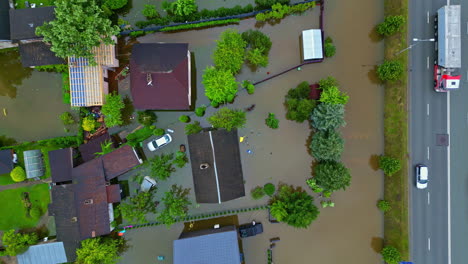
[71,217,77,222]
[84,199,94,205]
[28,23,34,28]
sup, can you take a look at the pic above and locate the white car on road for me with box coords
[415,164,428,189]
[147,134,172,151]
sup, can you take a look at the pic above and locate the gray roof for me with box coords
[0,0,10,40]
[0,149,13,175]
[437,5,461,68]
[24,149,44,178]
[173,228,240,264]
[17,242,67,264]
[9,6,55,40]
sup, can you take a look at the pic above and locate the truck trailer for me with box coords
[434,5,461,92]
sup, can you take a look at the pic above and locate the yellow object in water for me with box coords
[2,108,6,116]
[239,137,244,143]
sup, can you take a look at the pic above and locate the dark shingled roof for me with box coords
[0,149,13,175]
[130,43,190,110]
[106,184,121,203]
[101,145,142,181]
[0,0,10,40]
[187,129,245,204]
[9,6,55,40]
[19,42,64,67]
[79,132,111,162]
[49,148,73,183]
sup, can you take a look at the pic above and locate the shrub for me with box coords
[324,37,336,57]
[255,2,315,21]
[129,31,146,38]
[246,48,269,67]
[377,200,391,212]
[195,106,206,117]
[319,86,349,105]
[255,0,290,10]
[82,116,98,132]
[173,151,188,168]
[153,128,165,136]
[377,15,406,36]
[265,113,279,129]
[381,246,401,264]
[310,103,346,132]
[310,130,344,161]
[251,186,265,200]
[285,81,316,123]
[263,183,275,196]
[241,29,272,56]
[185,121,203,135]
[126,126,154,147]
[314,161,351,192]
[34,64,68,73]
[379,156,402,176]
[208,108,246,131]
[377,60,404,82]
[160,19,240,32]
[171,0,198,17]
[29,205,41,219]
[142,4,159,19]
[62,72,70,104]
[305,178,324,193]
[59,112,75,125]
[179,115,190,123]
[105,0,128,10]
[241,80,255,94]
[10,166,26,182]
[137,111,157,126]
[101,93,125,127]
[1,230,38,256]
[318,76,339,90]
[149,154,175,181]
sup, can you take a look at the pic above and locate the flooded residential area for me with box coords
[0,0,387,263]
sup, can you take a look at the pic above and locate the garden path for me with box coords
[0,178,50,192]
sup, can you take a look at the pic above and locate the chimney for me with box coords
[84,199,94,205]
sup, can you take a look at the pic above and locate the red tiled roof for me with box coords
[101,145,141,181]
[106,184,121,203]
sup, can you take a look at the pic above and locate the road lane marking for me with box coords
[447,92,452,264]
[427,11,430,24]
[427,146,430,160]
[427,103,430,116]
[428,237,431,251]
[427,56,430,69]
[428,192,430,205]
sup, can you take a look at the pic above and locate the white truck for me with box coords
[434,5,461,92]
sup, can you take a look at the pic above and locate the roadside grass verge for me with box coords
[13,0,54,9]
[383,0,409,260]
[0,184,50,231]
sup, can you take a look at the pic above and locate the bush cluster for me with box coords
[242,29,272,68]
[241,80,255,94]
[285,81,316,123]
[377,60,404,82]
[377,200,391,212]
[34,64,68,73]
[195,106,206,117]
[137,111,157,127]
[265,113,279,129]
[324,37,336,58]
[255,0,290,9]
[251,186,266,200]
[160,19,240,32]
[379,155,402,176]
[126,126,161,147]
[185,121,203,135]
[255,2,315,22]
[377,15,406,36]
[59,112,75,125]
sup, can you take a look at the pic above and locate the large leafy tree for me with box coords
[379,155,402,176]
[242,29,272,67]
[208,108,246,131]
[171,0,198,17]
[285,81,316,123]
[377,60,404,82]
[310,103,345,131]
[213,29,247,74]
[36,0,120,62]
[104,0,128,10]
[76,237,125,264]
[117,189,157,224]
[310,130,344,161]
[202,66,238,107]
[314,161,351,192]
[380,245,402,264]
[0,230,37,256]
[376,15,406,36]
[319,86,349,105]
[149,154,175,181]
[102,93,125,128]
[269,185,319,228]
[157,185,192,227]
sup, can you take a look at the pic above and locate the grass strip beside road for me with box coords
[383,0,409,260]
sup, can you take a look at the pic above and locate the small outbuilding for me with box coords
[23,149,44,179]
[0,149,13,175]
[0,0,10,41]
[18,42,64,67]
[48,148,74,184]
[17,242,68,264]
[302,29,323,61]
[187,129,245,204]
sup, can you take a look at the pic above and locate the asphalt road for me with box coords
[409,0,466,263]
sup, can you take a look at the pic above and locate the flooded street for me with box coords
[119,0,384,263]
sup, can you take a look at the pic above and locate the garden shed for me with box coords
[187,129,245,204]
[23,149,44,179]
[17,242,68,264]
[173,226,241,264]
[0,149,13,175]
[302,29,323,61]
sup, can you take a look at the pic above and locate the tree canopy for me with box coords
[377,15,406,36]
[0,230,37,256]
[102,93,125,128]
[319,86,349,105]
[171,0,198,17]
[76,236,125,264]
[149,154,175,181]
[157,185,192,227]
[285,81,316,123]
[310,130,344,161]
[242,30,271,67]
[380,245,402,264]
[104,0,128,10]
[314,161,351,192]
[310,103,346,131]
[379,155,402,176]
[202,66,238,107]
[213,29,247,73]
[36,0,120,62]
[208,108,246,131]
[269,185,319,228]
[377,60,404,82]
[10,166,26,182]
[117,189,157,224]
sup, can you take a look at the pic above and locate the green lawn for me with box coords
[14,0,55,9]
[0,173,15,186]
[0,184,50,231]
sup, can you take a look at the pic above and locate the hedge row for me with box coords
[160,19,241,32]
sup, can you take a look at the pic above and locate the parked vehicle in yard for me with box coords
[140,176,157,192]
[434,5,461,92]
[416,164,429,189]
[239,221,263,238]
[147,134,172,151]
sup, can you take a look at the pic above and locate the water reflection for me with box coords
[0,49,33,99]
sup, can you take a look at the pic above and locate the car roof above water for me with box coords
[419,166,428,180]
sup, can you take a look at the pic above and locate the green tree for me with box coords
[314,161,351,192]
[377,15,406,36]
[324,37,336,57]
[310,103,346,131]
[269,185,319,228]
[263,183,276,196]
[137,111,157,127]
[179,115,190,123]
[318,76,339,90]
[305,178,324,193]
[377,60,404,82]
[251,186,266,200]
[0,230,37,256]
[241,80,255,94]
[310,130,344,161]
[285,81,316,123]
[117,189,157,224]
[59,112,75,125]
[76,237,125,264]
[241,29,272,56]
[29,205,42,220]
[255,0,290,9]
[36,0,120,63]
[195,106,206,117]
[105,0,128,10]
[82,116,98,132]
[208,108,246,131]
[319,86,349,105]
[0,135,16,147]
[102,93,125,127]
[380,245,401,264]
[153,128,165,136]
[173,151,188,168]
[149,154,175,181]
[379,156,402,176]
[94,141,114,157]
[377,199,391,213]
[265,113,279,129]
[171,0,198,17]
[142,4,159,18]
[10,166,26,182]
[213,29,247,73]
[157,185,191,227]
[202,66,238,107]
[185,121,203,135]
[246,48,269,67]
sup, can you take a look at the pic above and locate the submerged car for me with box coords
[416,164,428,189]
[147,134,172,151]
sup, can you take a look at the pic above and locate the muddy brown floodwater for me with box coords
[119,0,384,263]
